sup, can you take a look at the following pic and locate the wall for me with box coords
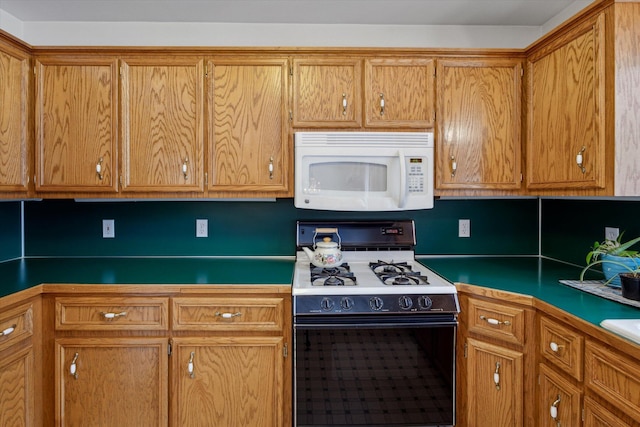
[0,201,22,261]
[24,198,539,257]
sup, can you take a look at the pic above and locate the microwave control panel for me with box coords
[407,158,426,193]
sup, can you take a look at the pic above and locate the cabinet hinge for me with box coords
[204,64,208,78]
[463,342,468,358]
[204,172,208,186]
[521,68,524,77]
[289,111,293,122]
[168,339,173,356]
[520,173,523,182]
[289,66,293,77]
[283,343,288,358]
[120,66,123,76]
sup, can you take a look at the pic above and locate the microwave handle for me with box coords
[398,150,407,208]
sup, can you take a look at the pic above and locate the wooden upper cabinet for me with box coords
[436,58,522,193]
[120,56,204,193]
[208,57,290,194]
[365,58,435,128]
[526,14,605,192]
[292,57,362,127]
[0,44,30,194]
[35,56,118,192]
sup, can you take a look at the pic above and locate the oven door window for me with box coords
[308,161,388,193]
[294,324,455,426]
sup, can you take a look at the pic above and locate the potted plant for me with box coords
[580,233,640,300]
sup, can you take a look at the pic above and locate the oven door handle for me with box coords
[398,149,407,209]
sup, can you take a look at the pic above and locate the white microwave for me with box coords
[294,131,434,211]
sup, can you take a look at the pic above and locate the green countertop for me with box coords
[0,257,295,297]
[1,255,639,330]
[418,256,640,326]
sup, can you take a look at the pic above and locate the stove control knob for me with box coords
[369,296,384,311]
[320,297,335,312]
[398,296,413,310]
[340,297,354,311]
[418,295,433,310]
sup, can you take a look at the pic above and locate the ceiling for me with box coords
[0,0,593,27]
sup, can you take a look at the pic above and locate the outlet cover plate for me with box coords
[196,219,208,238]
[102,219,115,238]
[605,227,619,241]
[458,219,470,238]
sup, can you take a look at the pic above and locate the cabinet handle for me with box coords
[0,324,16,337]
[549,341,563,353]
[550,394,561,426]
[101,311,127,320]
[182,158,189,180]
[70,353,79,379]
[187,351,195,379]
[215,311,242,319]
[379,93,385,116]
[268,157,274,180]
[493,361,501,390]
[96,157,104,180]
[342,93,347,115]
[576,146,586,174]
[450,156,457,177]
[480,315,511,326]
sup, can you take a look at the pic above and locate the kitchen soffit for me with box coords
[0,0,594,26]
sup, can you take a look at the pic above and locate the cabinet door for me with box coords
[56,338,168,427]
[292,58,362,127]
[0,346,34,427]
[527,14,606,191]
[35,56,118,192]
[436,58,522,192]
[466,337,523,427]
[0,46,29,193]
[583,396,634,427]
[172,337,284,427]
[537,363,581,427]
[208,58,289,194]
[365,58,435,128]
[121,57,204,193]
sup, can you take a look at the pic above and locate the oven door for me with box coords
[293,315,456,427]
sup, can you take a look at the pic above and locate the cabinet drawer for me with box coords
[585,340,640,422]
[0,303,33,352]
[466,298,526,345]
[55,297,169,331]
[539,316,584,381]
[172,297,285,332]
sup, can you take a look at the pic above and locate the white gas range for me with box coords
[292,220,459,316]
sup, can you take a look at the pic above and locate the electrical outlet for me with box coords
[102,219,115,238]
[458,219,470,238]
[605,227,619,241]
[196,219,208,238]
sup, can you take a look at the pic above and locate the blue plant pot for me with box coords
[601,254,640,287]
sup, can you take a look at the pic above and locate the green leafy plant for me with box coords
[580,233,640,284]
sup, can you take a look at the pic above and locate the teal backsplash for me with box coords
[541,198,640,266]
[23,198,539,257]
[0,201,22,261]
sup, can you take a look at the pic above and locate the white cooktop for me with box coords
[292,250,456,296]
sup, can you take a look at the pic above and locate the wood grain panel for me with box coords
[209,58,289,192]
[0,302,33,352]
[583,396,635,427]
[35,57,118,192]
[436,58,522,191]
[537,363,582,427]
[466,296,526,346]
[527,15,605,190]
[365,58,434,128]
[121,57,204,192]
[292,58,362,127]
[539,315,584,381]
[0,346,34,427]
[0,48,29,191]
[56,338,168,427]
[172,337,283,427]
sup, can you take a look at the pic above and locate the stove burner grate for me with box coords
[310,263,357,286]
[369,260,430,286]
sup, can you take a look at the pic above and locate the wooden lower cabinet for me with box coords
[583,396,633,427]
[55,338,169,426]
[465,337,524,427]
[0,346,35,427]
[537,363,581,427]
[171,337,284,427]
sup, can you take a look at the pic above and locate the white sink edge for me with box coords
[600,319,640,345]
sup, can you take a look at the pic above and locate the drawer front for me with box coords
[55,297,169,331]
[172,297,285,332]
[0,303,33,352]
[467,297,526,345]
[539,316,584,381]
[585,340,640,422]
